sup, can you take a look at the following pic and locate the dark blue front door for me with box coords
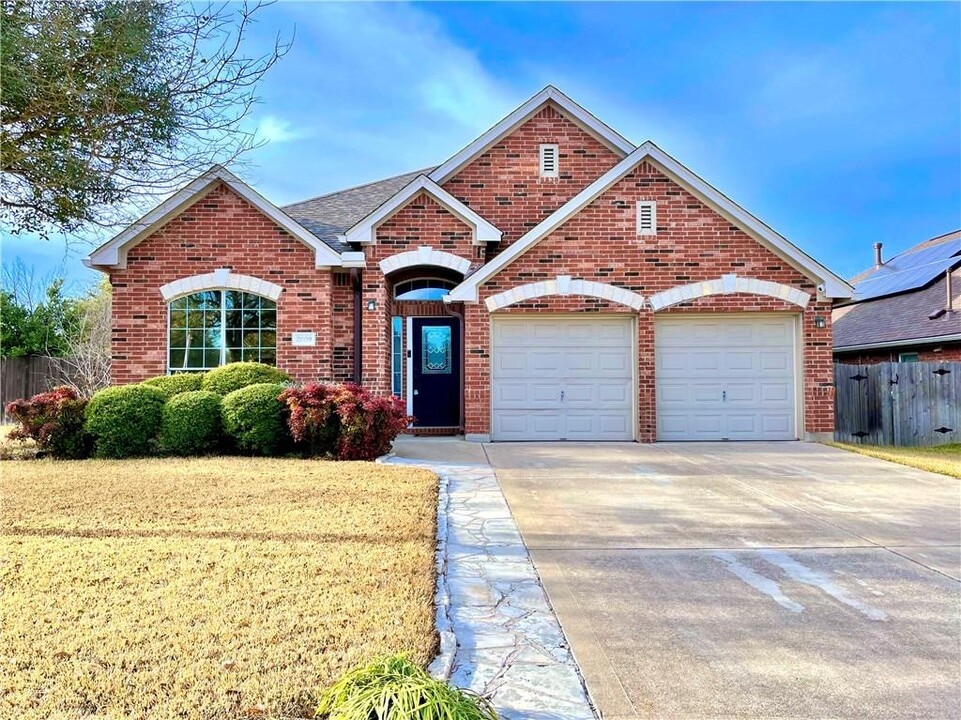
[411,317,460,427]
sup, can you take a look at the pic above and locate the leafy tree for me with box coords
[1,0,290,236]
[0,277,81,357]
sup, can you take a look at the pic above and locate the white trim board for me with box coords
[429,85,635,185]
[342,175,501,246]
[447,142,853,303]
[85,165,344,270]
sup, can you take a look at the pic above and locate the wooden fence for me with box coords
[1,356,69,419]
[834,361,960,446]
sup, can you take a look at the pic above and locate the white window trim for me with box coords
[539,143,559,178]
[637,200,657,236]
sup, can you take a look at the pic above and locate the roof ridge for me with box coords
[283,167,436,208]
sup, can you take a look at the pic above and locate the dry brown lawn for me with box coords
[829,442,961,478]
[1,457,438,719]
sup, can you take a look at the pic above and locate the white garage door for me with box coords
[491,316,634,441]
[655,315,798,441]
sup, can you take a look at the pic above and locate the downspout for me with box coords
[350,268,363,384]
[444,301,466,433]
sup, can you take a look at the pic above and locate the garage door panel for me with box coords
[492,317,634,441]
[655,316,798,441]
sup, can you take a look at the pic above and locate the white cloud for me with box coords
[255,115,303,145]
[249,3,523,202]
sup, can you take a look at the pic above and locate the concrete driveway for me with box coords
[484,442,961,719]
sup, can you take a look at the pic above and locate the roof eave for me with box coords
[429,86,636,185]
[834,333,961,352]
[85,166,344,271]
[343,175,502,247]
[449,142,853,302]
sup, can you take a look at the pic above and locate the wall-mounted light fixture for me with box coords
[814,316,826,329]
[366,299,377,311]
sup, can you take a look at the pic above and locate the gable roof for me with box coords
[846,229,961,303]
[833,265,960,350]
[448,141,854,302]
[86,165,344,270]
[283,168,434,252]
[428,85,635,184]
[341,174,501,246]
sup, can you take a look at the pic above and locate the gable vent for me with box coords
[637,201,657,236]
[539,144,559,178]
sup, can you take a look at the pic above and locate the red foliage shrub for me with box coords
[280,383,339,457]
[281,382,410,461]
[5,386,91,459]
[331,383,410,461]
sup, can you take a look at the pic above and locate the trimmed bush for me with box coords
[280,383,340,457]
[142,372,204,399]
[5,386,91,459]
[221,383,289,455]
[161,390,223,456]
[201,362,291,396]
[85,385,165,458]
[330,383,410,461]
[316,654,497,720]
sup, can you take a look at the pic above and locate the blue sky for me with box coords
[3,1,959,294]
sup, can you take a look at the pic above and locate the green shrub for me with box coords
[221,383,289,455]
[85,385,165,458]
[5,386,92,459]
[316,654,497,720]
[161,390,223,456]
[201,362,291,396]
[142,372,204,399]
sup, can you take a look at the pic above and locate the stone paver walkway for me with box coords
[385,438,595,720]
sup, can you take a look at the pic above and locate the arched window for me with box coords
[393,278,456,301]
[168,290,276,372]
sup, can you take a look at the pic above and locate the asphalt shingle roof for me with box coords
[833,231,961,349]
[283,168,435,252]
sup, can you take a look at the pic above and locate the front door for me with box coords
[410,317,460,427]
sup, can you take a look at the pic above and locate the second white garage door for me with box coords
[491,316,634,441]
[655,315,799,441]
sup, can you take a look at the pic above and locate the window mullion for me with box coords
[220,291,227,367]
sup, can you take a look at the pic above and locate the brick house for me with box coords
[86,86,853,442]
[833,230,961,364]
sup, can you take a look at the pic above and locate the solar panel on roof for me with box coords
[852,238,961,302]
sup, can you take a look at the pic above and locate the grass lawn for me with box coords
[1,457,438,719]
[829,442,961,478]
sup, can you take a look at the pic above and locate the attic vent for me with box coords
[539,144,559,178]
[637,201,657,235]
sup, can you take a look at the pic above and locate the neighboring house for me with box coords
[833,231,961,364]
[85,86,852,443]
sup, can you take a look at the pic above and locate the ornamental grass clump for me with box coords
[5,386,91,459]
[315,654,498,720]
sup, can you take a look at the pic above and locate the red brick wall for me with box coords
[330,271,355,382]
[442,104,623,256]
[361,193,478,395]
[109,183,335,384]
[464,160,834,441]
[835,343,961,364]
